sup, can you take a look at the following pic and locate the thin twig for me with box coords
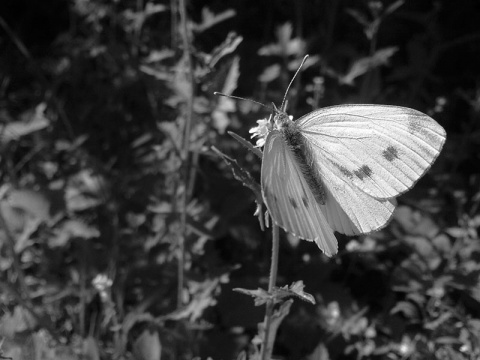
[260,224,280,360]
[0,205,29,298]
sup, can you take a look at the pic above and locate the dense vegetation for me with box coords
[1,0,480,359]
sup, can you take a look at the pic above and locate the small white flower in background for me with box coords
[324,301,340,326]
[398,335,414,356]
[249,117,271,148]
[92,274,113,302]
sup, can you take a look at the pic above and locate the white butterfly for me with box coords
[256,103,446,257]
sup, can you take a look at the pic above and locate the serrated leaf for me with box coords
[227,131,262,159]
[211,146,261,197]
[273,280,315,304]
[233,287,271,306]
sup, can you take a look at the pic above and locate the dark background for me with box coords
[0,0,479,359]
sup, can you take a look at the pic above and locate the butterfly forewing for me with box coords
[298,105,446,200]
[261,130,338,256]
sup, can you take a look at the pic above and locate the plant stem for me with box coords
[260,224,280,360]
[0,207,29,299]
[177,0,195,309]
[0,203,60,341]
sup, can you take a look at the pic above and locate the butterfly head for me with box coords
[273,111,292,130]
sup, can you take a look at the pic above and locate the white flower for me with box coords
[249,116,271,148]
[92,274,113,302]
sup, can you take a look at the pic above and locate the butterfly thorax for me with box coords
[273,110,293,130]
[274,110,326,205]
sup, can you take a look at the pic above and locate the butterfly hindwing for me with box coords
[319,159,397,235]
[261,130,338,256]
[298,104,446,200]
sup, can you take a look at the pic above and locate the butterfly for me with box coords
[259,102,446,256]
[216,57,446,257]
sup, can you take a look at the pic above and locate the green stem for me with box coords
[176,0,194,309]
[260,224,280,360]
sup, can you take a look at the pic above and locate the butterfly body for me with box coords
[273,111,327,206]
[260,104,446,256]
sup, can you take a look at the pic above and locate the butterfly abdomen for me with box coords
[281,121,326,205]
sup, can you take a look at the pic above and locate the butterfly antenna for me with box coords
[280,54,309,111]
[214,92,273,111]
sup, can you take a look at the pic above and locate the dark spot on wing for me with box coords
[382,146,399,162]
[302,197,309,208]
[408,119,422,134]
[354,165,372,180]
[289,197,298,209]
[264,186,277,204]
[337,165,353,178]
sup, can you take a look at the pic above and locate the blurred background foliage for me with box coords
[0,0,479,359]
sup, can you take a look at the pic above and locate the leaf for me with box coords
[339,47,398,85]
[212,56,240,133]
[306,342,330,360]
[132,329,162,360]
[65,170,105,212]
[193,8,237,33]
[207,32,243,69]
[6,189,50,222]
[258,23,306,57]
[394,205,441,238]
[122,313,156,346]
[0,103,49,144]
[384,0,405,16]
[82,336,100,360]
[424,312,452,331]
[212,144,265,230]
[257,300,293,358]
[273,280,316,304]
[258,64,281,83]
[0,306,36,338]
[346,8,370,28]
[211,146,262,198]
[227,131,262,159]
[143,49,175,64]
[219,55,240,97]
[233,287,271,306]
[390,301,420,321]
[50,219,100,247]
